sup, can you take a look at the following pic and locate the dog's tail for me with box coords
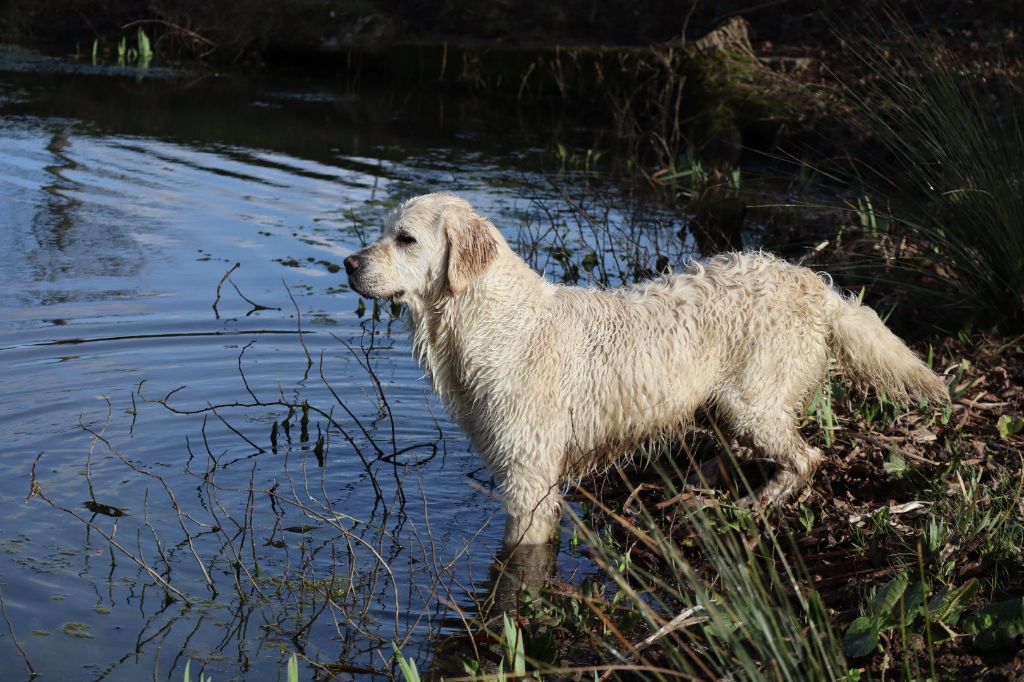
[827,291,948,405]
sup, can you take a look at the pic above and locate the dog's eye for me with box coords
[395,233,417,246]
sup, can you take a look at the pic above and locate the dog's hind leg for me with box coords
[719,383,824,508]
[740,418,822,507]
[721,319,830,507]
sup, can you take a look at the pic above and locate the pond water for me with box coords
[0,50,700,679]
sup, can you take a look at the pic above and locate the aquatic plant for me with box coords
[137,27,153,68]
[110,28,153,69]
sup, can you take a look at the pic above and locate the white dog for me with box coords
[344,193,947,548]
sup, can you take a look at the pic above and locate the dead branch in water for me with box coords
[212,262,280,319]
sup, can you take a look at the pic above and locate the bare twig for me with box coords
[212,263,280,319]
[0,583,36,678]
[212,262,240,319]
[29,453,191,605]
[209,404,265,454]
[284,279,313,378]
[79,417,215,592]
[332,331,396,451]
[120,18,219,58]
[680,0,699,45]
[237,340,259,403]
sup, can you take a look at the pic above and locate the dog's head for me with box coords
[345,193,500,303]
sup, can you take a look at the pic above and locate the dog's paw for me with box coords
[734,491,774,515]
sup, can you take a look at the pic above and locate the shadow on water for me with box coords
[0,50,603,167]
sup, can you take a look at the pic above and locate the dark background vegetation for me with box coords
[2,1,1022,680]
[1,0,1017,64]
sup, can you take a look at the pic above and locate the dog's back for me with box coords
[539,253,831,471]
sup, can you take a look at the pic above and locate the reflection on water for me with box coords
[0,50,687,680]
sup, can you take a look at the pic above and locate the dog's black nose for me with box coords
[344,255,361,275]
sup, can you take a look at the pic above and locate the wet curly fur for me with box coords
[346,193,948,548]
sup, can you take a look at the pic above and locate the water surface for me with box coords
[0,50,701,679]
[0,50,613,680]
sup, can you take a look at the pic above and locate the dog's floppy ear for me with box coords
[444,208,498,294]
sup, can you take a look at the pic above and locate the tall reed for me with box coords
[838,18,1024,328]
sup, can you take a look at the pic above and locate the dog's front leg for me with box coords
[500,459,563,548]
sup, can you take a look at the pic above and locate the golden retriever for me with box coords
[344,193,947,548]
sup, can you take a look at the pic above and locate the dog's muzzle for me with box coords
[344,254,403,301]
[344,254,367,296]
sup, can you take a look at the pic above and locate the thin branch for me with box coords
[212,263,280,319]
[80,418,215,592]
[237,340,259,403]
[29,453,191,605]
[0,583,36,678]
[212,262,240,319]
[284,279,313,379]
[120,18,218,48]
[209,404,265,454]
